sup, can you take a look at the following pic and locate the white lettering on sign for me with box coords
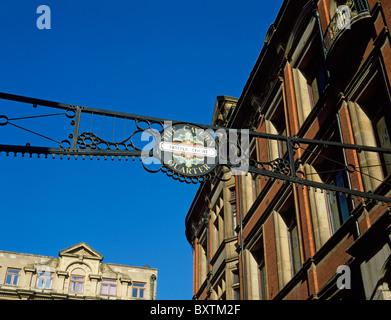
[159,142,217,158]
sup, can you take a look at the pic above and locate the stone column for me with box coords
[265,120,279,162]
[56,271,68,294]
[273,211,292,288]
[23,267,35,289]
[150,274,157,300]
[120,278,131,299]
[305,164,332,250]
[348,101,383,191]
[292,68,312,126]
[89,274,101,297]
[245,250,259,300]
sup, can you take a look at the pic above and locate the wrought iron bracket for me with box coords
[1,91,391,205]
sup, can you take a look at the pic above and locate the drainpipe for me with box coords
[204,212,211,299]
[150,274,157,300]
[237,176,247,300]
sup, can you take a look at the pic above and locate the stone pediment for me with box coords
[59,242,103,261]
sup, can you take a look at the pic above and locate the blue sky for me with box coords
[0,0,283,299]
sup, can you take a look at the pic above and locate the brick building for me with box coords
[185,0,391,300]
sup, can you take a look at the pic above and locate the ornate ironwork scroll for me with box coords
[323,0,370,55]
[1,91,391,205]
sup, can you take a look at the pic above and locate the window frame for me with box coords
[198,230,208,288]
[248,235,268,300]
[101,278,117,296]
[36,271,53,289]
[265,92,288,161]
[348,56,391,189]
[256,246,267,300]
[69,275,85,294]
[310,121,353,233]
[233,287,241,300]
[291,24,328,126]
[286,211,301,276]
[274,191,303,283]
[5,268,21,286]
[132,282,146,299]
[214,274,226,300]
[373,115,391,177]
[230,193,238,236]
[232,269,240,300]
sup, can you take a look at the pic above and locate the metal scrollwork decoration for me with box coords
[1,91,391,205]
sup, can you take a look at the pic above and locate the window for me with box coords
[231,268,240,300]
[250,137,261,201]
[232,269,240,284]
[266,94,287,161]
[36,272,53,289]
[233,288,241,300]
[132,282,146,299]
[314,161,351,233]
[69,275,84,293]
[198,235,208,287]
[285,211,301,276]
[274,193,302,287]
[229,188,236,200]
[296,36,326,110]
[293,29,327,126]
[332,59,391,196]
[5,268,20,286]
[251,241,267,299]
[312,123,353,232]
[356,74,391,180]
[101,279,117,296]
[247,236,267,300]
[214,275,226,300]
[211,210,219,255]
[326,171,351,231]
[212,193,224,254]
[231,203,237,230]
[375,116,391,176]
[229,188,238,236]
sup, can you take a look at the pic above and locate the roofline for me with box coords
[0,250,53,259]
[106,262,158,272]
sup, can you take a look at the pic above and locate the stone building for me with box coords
[0,242,157,300]
[185,0,391,300]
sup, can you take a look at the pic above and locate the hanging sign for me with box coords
[159,124,218,177]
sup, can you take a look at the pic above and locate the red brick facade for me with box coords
[186,0,391,300]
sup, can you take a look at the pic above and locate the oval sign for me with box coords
[159,124,218,177]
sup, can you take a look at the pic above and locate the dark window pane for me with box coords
[132,288,138,297]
